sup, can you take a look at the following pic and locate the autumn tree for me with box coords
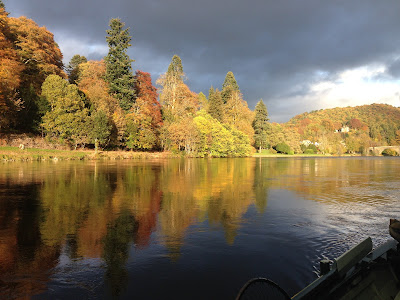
[77,60,128,147]
[78,60,118,116]
[67,54,87,84]
[395,129,400,145]
[158,55,183,113]
[161,116,200,154]
[221,71,240,104]
[125,71,162,150]
[0,6,24,131]
[8,16,65,89]
[208,86,224,122]
[104,18,135,111]
[194,111,231,157]
[347,118,368,131]
[252,99,270,151]
[41,75,89,148]
[223,90,254,143]
[157,55,198,121]
[198,92,208,111]
[8,16,65,131]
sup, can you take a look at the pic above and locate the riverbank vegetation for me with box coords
[0,146,175,162]
[1,2,399,158]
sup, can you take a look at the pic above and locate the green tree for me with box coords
[208,87,224,122]
[275,142,292,154]
[194,111,231,157]
[167,55,184,82]
[41,75,89,148]
[67,54,87,84]
[41,74,68,110]
[193,111,251,157]
[0,1,5,9]
[221,71,240,104]
[252,99,270,151]
[102,212,137,297]
[104,18,135,111]
[89,110,111,152]
[228,125,252,156]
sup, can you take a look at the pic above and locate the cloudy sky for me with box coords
[5,0,400,122]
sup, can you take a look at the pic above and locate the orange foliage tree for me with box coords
[0,13,66,131]
[78,60,118,116]
[125,71,162,150]
[8,16,65,90]
[0,7,24,130]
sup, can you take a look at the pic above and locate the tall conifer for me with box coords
[166,55,184,82]
[208,87,224,122]
[252,99,270,151]
[104,18,135,111]
[221,71,240,103]
[67,54,87,84]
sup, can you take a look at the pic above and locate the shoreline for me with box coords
[0,146,366,162]
[0,146,176,162]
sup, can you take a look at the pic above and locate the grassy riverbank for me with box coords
[252,149,361,157]
[0,147,174,162]
[0,146,361,162]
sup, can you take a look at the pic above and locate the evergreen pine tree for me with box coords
[104,18,135,111]
[157,54,191,119]
[0,1,5,9]
[221,71,240,103]
[208,86,215,101]
[208,87,224,122]
[67,54,87,84]
[252,99,270,151]
[167,55,184,82]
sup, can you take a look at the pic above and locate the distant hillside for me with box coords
[283,103,400,152]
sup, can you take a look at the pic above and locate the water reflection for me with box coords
[0,157,399,298]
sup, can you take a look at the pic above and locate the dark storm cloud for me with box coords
[5,0,400,121]
[387,59,400,78]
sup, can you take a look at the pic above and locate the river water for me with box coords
[0,157,399,299]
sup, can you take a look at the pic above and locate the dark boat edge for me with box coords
[292,237,400,299]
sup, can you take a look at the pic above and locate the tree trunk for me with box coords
[95,138,99,154]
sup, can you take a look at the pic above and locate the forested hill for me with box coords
[281,103,400,153]
[287,103,400,132]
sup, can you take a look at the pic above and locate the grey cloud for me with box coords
[5,0,400,122]
[386,59,400,78]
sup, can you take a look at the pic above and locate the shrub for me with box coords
[307,144,318,153]
[304,149,314,154]
[269,147,277,154]
[275,142,292,154]
[382,148,399,156]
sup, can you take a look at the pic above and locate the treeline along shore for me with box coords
[1,2,399,159]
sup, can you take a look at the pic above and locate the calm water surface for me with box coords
[0,157,399,299]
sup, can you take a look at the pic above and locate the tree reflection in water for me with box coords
[1,158,398,299]
[102,211,137,298]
